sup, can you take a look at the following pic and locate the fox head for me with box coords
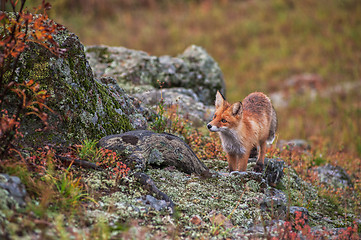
[207,91,243,132]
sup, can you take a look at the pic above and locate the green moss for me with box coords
[4,29,136,146]
[28,62,51,81]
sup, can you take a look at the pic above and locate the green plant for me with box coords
[23,146,92,211]
[90,217,111,240]
[150,81,167,133]
[54,214,71,240]
[49,164,90,210]
[77,138,99,161]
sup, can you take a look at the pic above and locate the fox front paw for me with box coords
[230,171,247,176]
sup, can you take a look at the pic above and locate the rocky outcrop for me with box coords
[85,45,226,106]
[10,28,148,146]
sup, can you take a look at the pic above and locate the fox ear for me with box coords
[232,102,243,116]
[215,91,226,109]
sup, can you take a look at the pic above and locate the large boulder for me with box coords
[314,164,353,189]
[133,87,215,126]
[8,26,148,146]
[85,45,225,106]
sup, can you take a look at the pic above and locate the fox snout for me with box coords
[207,123,220,132]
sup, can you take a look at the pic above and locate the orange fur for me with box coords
[207,91,277,172]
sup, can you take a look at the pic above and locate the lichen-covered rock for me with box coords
[0,174,27,209]
[248,158,285,187]
[136,195,169,211]
[133,87,215,126]
[98,130,210,176]
[314,164,353,189]
[9,26,147,146]
[0,173,27,236]
[77,158,359,239]
[277,139,311,151]
[260,188,288,219]
[278,166,357,228]
[85,45,225,105]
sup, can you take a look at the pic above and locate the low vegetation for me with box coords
[1,0,360,239]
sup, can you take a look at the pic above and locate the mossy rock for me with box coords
[6,25,148,146]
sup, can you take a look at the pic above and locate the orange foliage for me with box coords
[164,103,226,161]
[95,148,130,181]
[0,0,62,158]
[271,211,359,240]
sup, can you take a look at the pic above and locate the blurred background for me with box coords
[3,0,361,160]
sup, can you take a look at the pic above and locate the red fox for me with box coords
[207,91,277,172]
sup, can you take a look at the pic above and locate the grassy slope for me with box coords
[46,0,361,168]
[2,1,361,238]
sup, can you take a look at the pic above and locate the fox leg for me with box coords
[232,149,251,172]
[228,149,250,172]
[227,153,238,172]
[237,153,249,172]
[254,141,267,172]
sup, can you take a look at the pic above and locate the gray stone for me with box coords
[314,164,353,189]
[0,174,27,208]
[136,195,169,211]
[277,139,311,151]
[133,87,215,126]
[85,44,225,105]
[260,188,288,219]
[248,158,285,186]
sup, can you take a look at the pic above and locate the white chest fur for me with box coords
[219,130,245,156]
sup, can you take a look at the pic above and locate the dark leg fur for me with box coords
[249,147,258,158]
[253,162,264,173]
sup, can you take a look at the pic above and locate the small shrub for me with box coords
[95,148,130,182]
[49,164,90,210]
[0,0,62,158]
[77,141,130,182]
[76,139,99,161]
[150,80,167,133]
[270,211,359,240]
[186,130,226,161]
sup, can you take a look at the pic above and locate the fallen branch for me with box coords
[133,172,175,214]
[55,155,102,170]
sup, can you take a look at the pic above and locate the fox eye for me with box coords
[213,114,217,119]
[221,119,227,123]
